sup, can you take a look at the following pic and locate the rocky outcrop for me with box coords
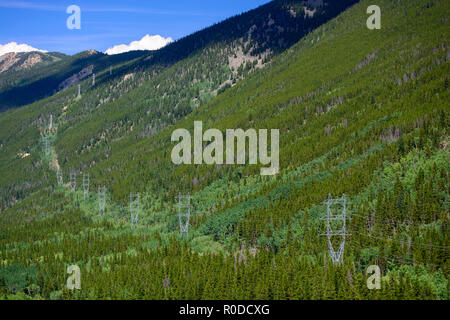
[0,52,46,73]
[58,65,94,91]
[19,53,43,70]
[0,52,20,73]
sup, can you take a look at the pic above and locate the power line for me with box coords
[349,231,449,270]
[350,211,447,229]
[350,218,450,251]
[351,229,450,252]
[385,256,449,270]
[9,198,71,218]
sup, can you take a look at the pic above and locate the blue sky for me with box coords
[0,0,271,55]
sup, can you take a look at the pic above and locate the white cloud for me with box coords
[105,34,173,55]
[0,42,47,56]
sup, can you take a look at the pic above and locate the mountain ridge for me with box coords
[0,0,358,111]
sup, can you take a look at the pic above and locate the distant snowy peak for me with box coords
[105,34,173,55]
[0,42,48,56]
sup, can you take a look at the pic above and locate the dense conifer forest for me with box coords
[0,0,448,300]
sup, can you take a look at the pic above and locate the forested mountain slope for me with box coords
[0,0,358,205]
[0,0,448,300]
[0,0,357,112]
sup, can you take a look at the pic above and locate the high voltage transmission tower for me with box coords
[92,73,95,86]
[77,84,81,98]
[56,169,63,186]
[130,193,140,226]
[42,135,50,157]
[177,193,191,238]
[82,174,90,200]
[70,172,77,192]
[98,186,106,215]
[321,194,350,265]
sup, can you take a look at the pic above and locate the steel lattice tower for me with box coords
[82,173,90,200]
[42,135,50,157]
[70,173,77,192]
[98,186,106,215]
[56,169,63,186]
[77,84,81,98]
[178,193,191,238]
[92,73,95,86]
[130,193,140,226]
[321,194,350,265]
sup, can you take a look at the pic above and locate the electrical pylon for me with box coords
[321,194,350,265]
[82,173,90,200]
[77,84,81,98]
[130,193,140,226]
[56,169,63,186]
[98,186,106,215]
[178,193,191,238]
[42,135,50,157]
[92,73,95,86]
[70,172,76,192]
